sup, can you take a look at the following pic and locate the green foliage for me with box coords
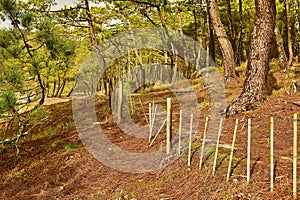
[0,88,17,114]
[20,11,33,29]
[61,142,82,152]
[59,38,76,57]
[0,0,17,14]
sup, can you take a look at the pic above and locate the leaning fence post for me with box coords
[199,117,209,170]
[212,118,223,175]
[188,114,193,166]
[227,118,238,181]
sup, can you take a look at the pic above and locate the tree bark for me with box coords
[226,0,276,117]
[197,0,207,50]
[127,18,146,90]
[235,0,243,65]
[294,0,300,62]
[177,0,190,78]
[274,24,288,72]
[285,0,293,66]
[226,0,235,43]
[207,4,215,64]
[208,0,236,81]
[84,0,109,97]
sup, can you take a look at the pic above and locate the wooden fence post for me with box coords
[166,98,172,154]
[212,118,223,175]
[188,114,193,166]
[247,118,251,183]
[199,117,209,170]
[227,118,238,181]
[270,117,274,192]
[293,113,298,198]
[149,103,152,142]
[178,110,182,155]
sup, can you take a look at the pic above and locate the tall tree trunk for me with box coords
[227,0,276,117]
[294,0,300,62]
[207,4,215,64]
[127,18,145,90]
[226,0,235,44]
[235,0,243,65]
[177,0,190,78]
[208,0,236,81]
[285,0,293,66]
[197,0,207,50]
[84,0,109,98]
[157,7,178,82]
[274,24,288,72]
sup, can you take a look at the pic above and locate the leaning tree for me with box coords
[208,0,237,81]
[226,0,276,116]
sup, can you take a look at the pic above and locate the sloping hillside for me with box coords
[0,71,300,200]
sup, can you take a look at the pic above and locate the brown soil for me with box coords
[0,72,299,200]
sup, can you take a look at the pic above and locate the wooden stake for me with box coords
[150,119,167,147]
[149,103,152,142]
[139,98,148,124]
[130,96,134,114]
[166,98,172,154]
[148,103,157,142]
[227,118,238,181]
[270,117,274,192]
[152,104,157,133]
[293,113,298,198]
[212,118,223,175]
[178,110,182,155]
[247,118,251,183]
[199,117,209,170]
[188,114,193,166]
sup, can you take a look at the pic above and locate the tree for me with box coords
[207,0,236,81]
[83,0,110,97]
[274,23,288,72]
[226,0,276,116]
[0,0,46,106]
[294,0,300,62]
[285,0,293,66]
[0,0,77,150]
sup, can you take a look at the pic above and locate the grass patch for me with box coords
[43,140,59,152]
[3,167,29,184]
[60,142,82,153]
[29,121,74,141]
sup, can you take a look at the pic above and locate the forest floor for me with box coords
[0,68,299,200]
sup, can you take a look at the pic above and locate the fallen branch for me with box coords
[150,119,167,147]
[0,117,48,147]
[284,101,300,107]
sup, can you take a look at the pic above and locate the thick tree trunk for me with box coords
[274,24,288,72]
[285,0,293,66]
[208,0,236,81]
[226,0,276,117]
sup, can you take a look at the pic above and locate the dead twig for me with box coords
[284,101,300,107]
